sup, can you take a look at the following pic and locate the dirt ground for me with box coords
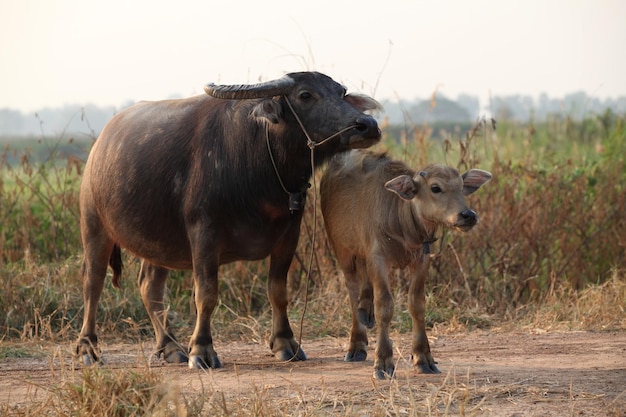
[1,330,624,416]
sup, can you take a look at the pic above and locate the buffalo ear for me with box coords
[251,98,282,124]
[462,169,492,195]
[385,175,417,200]
[344,93,383,113]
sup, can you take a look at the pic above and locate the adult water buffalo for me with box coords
[77,72,382,369]
[321,150,491,379]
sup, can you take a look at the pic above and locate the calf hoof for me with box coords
[412,353,441,374]
[373,357,396,379]
[161,343,189,364]
[357,308,375,329]
[81,354,104,366]
[373,366,395,380]
[164,350,188,364]
[188,354,222,369]
[76,338,102,366]
[80,353,106,366]
[416,362,441,374]
[344,349,367,362]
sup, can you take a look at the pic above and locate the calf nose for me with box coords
[459,209,477,224]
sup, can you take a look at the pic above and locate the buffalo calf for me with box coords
[320,150,491,379]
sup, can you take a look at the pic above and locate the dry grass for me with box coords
[522,268,626,332]
[2,342,624,417]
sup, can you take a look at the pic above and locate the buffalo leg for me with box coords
[369,257,395,379]
[341,256,369,362]
[76,208,113,365]
[267,224,306,361]
[408,255,440,374]
[187,259,221,369]
[186,224,222,369]
[138,261,187,363]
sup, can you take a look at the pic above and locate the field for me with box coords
[0,111,625,416]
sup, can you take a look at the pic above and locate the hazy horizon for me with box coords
[2,89,622,138]
[2,0,625,113]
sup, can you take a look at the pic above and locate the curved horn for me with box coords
[204,75,295,99]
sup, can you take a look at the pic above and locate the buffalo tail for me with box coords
[109,244,123,289]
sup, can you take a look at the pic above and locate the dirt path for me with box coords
[1,330,624,416]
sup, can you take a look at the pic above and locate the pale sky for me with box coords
[1,0,624,112]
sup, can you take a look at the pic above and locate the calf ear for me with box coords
[345,93,383,113]
[385,175,417,200]
[462,169,492,195]
[251,98,282,124]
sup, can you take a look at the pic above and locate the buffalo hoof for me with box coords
[344,349,367,362]
[416,362,441,374]
[270,337,307,362]
[275,348,307,362]
[357,308,375,329]
[188,354,222,369]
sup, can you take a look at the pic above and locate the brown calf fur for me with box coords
[320,150,491,379]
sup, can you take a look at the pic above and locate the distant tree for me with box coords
[0,104,121,137]
[0,109,25,135]
[408,95,471,123]
[1,93,624,137]
[456,94,480,119]
[492,95,534,121]
[378,99,413,125]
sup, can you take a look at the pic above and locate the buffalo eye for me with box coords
[431,184,442,194]
[299,91,312,100]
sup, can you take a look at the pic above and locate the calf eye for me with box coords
[431,185,442,194]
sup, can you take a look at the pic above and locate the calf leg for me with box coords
[341,256,368,362]
[356,258,375,329]
[267,225,306,361]
[138,261,187,363]
[408,255,440,374]
[369,257,395,379]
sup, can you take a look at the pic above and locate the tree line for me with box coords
[1,92,624,138]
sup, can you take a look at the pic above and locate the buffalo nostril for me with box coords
[355,116,377,130]
[355,116,381,138]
